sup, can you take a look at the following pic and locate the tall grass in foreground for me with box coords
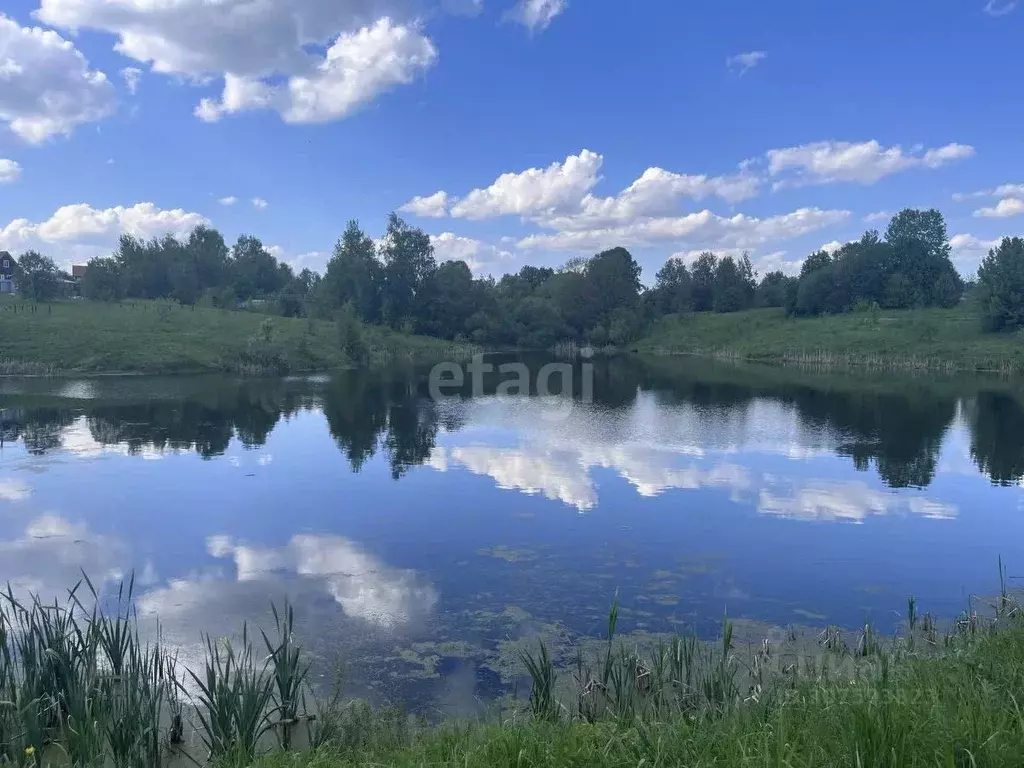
[4,567,1024,767]
[0,577,318,767]
[246,581,1024,768]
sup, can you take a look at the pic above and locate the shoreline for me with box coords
[636,305,1024,375]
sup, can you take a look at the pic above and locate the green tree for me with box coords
[231,235,284,300]
[652,257,692,314]
[321,220,382,322]
[831,236,890,307]
[186,225,230,289]
[884,209,951,261]
[80,257,124,301]
[585,247,642,320]
[712,254,755,312]
[690,252,718,311]
[755,271,794,308]
[16,251,60,301]
[379,213,436,329]
[421,260,479,338]
[114,234,170,298]
[794,264,842,316]
[883,209,962,308]
[544,269,597,339]
[977,237,1024,332]
[800,250,834,278]
[514,296,566,348]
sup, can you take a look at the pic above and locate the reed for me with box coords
[188,626,276,762]
[261,601,310,749]
[0,576,329,767]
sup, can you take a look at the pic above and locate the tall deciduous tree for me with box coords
[232,235,284,300]
[81,257,124,301]
[321,220,382,322]
[379,213,436,329]
[652,258,692,314]
[690,252,718,312]
[16,251,60,301]
[977,237,1024,331]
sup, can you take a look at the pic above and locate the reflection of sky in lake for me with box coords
[1,366,1023,711]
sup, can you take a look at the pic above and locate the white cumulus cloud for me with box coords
[542,166,762,231]
[400,190,449,217]
[0,202,208,266]
[450,150,603,220]
[726,50,767,75]
[954,183,1024,202]
[36,0,439,125]
[0,13,116,143]
[504,0,568,32]
[950,233,1003,273]
[420,150,761,231]
[218,196,238,206]
[430,232,514,274]
[974,198,1024,218]
[0,158,21,183]
[518,207,850,253]
[251,197,269,210]
[192,19,437,124]
[766,140,974,188]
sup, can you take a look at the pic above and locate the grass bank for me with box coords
[5,568,1022,768]
[0,298,471,375]
[638,305,1024,373]
[251,622,1024,766]
[251,614,1024,768]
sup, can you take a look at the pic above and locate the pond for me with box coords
[1,355,1023,716]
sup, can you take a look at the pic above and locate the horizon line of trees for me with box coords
[6,207,1024,343]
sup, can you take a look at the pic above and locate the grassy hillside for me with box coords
[638,305,1024,372]
[0,297,469,375]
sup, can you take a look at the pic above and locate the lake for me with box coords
[1,355,1023,716]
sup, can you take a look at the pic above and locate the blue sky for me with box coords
[1,0,1022,280]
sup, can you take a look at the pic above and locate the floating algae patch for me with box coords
[476,545,538,563]
[680,562,718,575]
[858,584,890,595]
[652,594,681,606]
[394,640,481,680]
[396,648,443,679]
[649,580,678,592]
[793,608,828,621]
[502,605,533,623]
[482,621,577,683]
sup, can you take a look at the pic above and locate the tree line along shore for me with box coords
[2,207,1023,374]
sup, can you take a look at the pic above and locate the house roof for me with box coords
[0,251,12,275]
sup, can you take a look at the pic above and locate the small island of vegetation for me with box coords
[2,207,1023,374]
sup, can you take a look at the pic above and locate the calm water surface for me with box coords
[1,356,1023,714]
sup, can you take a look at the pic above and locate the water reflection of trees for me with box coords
[4,359,1024,488]
[639,359,1016,489]
[969,392,1024,487]
[322,370,439,479]
[798,391,955,489]
[1,381,317,459]
[1,407,77,454]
